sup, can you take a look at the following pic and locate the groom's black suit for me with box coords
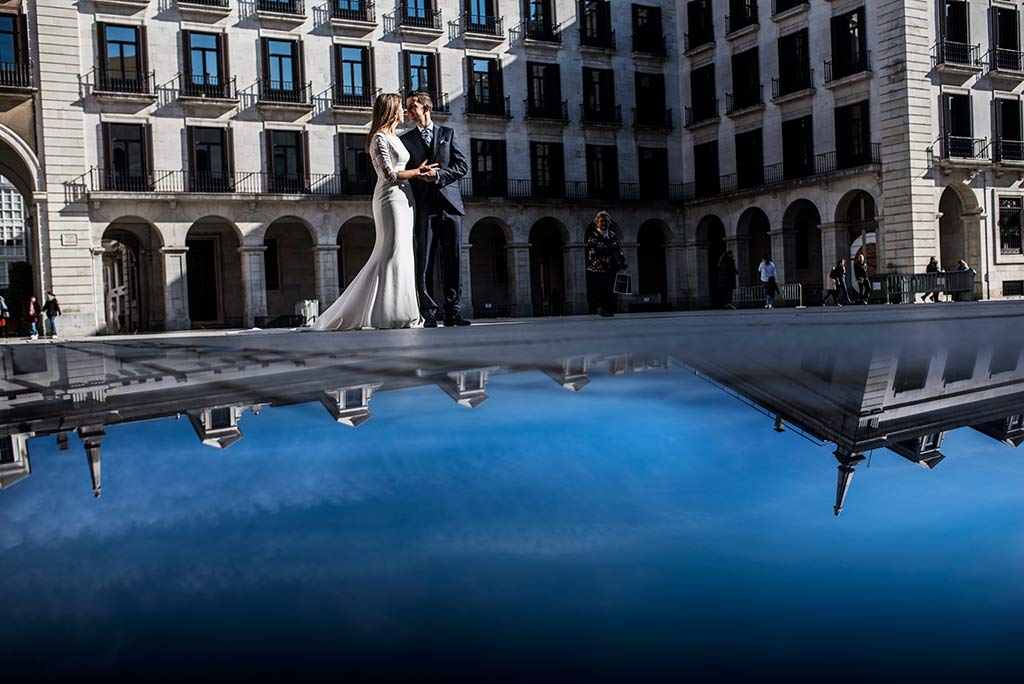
[401,123,469,321]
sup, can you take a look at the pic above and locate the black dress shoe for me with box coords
[423,317,438,328]
[443,316,471,327]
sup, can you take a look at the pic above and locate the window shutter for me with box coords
[296,40,306,92]
[16,13,28,64]
[144,123,155,189]
[139,26,150,78]
[97,23,108,71]
[264,129,274,178]
[225,128,235,178]
[492,59,504,102]
[218,33,230,87]
[401,51,410,93]
[365,46,374,95]
[102,122,113,176]
[300,129,310,184]
[186,126,196,180]
[260,37,271,88]
[496,141,507,186]
[432,52,441,96]
[182,30,193,83]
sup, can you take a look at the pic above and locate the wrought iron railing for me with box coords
[632,33,665,55]
[685,99,719,127]
[523,99,568,122]
[87,67,156,95]
[332,84,377,108]
[521,20,560,43]
[257,79,312,105]
[997,139,1024,162]
[256,0,305,15]
[683,30,713,52]
[178,0,230,8]
[178,74,237,99]
[825,50,871,82]
[460,12,503,36]
[933,40,981,68]
[580,27,615,50]
[931,134,989,160]
[726,1,758,34]
[328,0,375,22]
[0,61,34,89]
[467,94,511,117]
[771,68,813,98]
[396,4,442,30]
[633,107,672,129]
[726,85,763,114]
[580,103,622,125]
[986,47,1024,72]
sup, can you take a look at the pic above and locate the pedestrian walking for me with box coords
[43,291,61,338]
[922,256,941,303]
[854,254,871,304]
[585,211,627,318]
[26,295,40,340]
[717,250,739,309]
[823,259,852,306]
[758,254,778,309]
[0,293,9,339]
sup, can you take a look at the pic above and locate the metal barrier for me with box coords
[733,283,803,308]
[887,271,976,304]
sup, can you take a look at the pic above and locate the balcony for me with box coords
[632,32,666,57]
[256,79,313,109]
[523,99,569,124]
[448,12,503,45]
[824,51,872,87]
[932,40,982,74]
[928,135,990,171]
[633,107,672,131]
[466,95,511,120]
[725,5,758,38]
[580,27,615,52]
[995,139,1024,165]
[455,178,677,203]
[388,4,443,38]
[177,75,239,107]
[0,62,36,99]
[683,31,714,57]
[176,0,231,17]
[331,85,377,111]
[681,143,881,203]
[771,0,808,21]
[255,0,306,26]
[771,68,814,102]
[91,0,150,9]
[684,100,719,129]
[985,48,1024,83]
[327,0,377,31]
[580,103,622,128]
[726,85,764,115]
[82,68,157,104]
[512,20,561,46]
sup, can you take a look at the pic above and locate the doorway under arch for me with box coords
[695,214,726,308]
[637,219,670,307]
[263,217,317,321]
[185,218,243,328]
[101,219,166,333]
[469,219,511,318]
[783,200,823,304]
[529,218,568,317]
[337,217,375,292]
[737,208,771,287]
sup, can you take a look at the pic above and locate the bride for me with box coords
[311,93,437,331]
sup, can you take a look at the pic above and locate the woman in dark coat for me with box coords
[717,250,739,309]
[586,211,627,317]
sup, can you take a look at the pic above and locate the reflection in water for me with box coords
[3,314,1023,516]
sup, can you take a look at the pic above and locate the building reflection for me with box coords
[1,328,1022,513]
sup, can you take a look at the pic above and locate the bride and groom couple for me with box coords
[311,91,471,331]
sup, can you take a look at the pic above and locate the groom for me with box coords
[402,91,471,327]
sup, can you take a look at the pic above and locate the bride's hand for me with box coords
[417,162,440,180]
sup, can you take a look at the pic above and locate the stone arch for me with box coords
[837,190,879,274]
[470,218,511,318]
[337,216,375,291]
[185,217,244,328]
[694,214,726,308]
[783,199,824,304]
[529,218,570,316]
[188,214,245,245]
[100,218,166,334]
[939,186,982,273]
[637,219,670,306]
[0,123,41,198]
[736,207,772,287]
[263,216,317,322]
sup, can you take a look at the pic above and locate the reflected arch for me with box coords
[529,218,569,317]
[469,218,511,318]
[101,218,166,334]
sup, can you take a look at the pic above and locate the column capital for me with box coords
[239,244,268,255]
[160,246,189,255]
[620,241,639,249]
[312,245,340,253]
[818,222,844,233]
[508,242,532,249]
[767,229,785,238]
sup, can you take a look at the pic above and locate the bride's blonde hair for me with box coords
[366,93,404,152]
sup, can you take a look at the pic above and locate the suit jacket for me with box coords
[400,124,469,217]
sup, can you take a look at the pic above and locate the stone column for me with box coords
[161,246,191,331]
[962,209,986,299]
[460,243,473,318]
[507,243,532,317]
[686,242,710,308]
[312,245,340,315]
[239,245,268,328]
[563,243,588,315]
[666,241,687,308]
[620,241,639,307]
[819,222,852,289]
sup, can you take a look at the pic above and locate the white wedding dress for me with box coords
[312,132,422,331]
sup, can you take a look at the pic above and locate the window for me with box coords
[471,138,508,196]
[632,5,664,53]
[98,24,148,92]
[404,51,438,95]
[264,239,280,290]
[993,7,1021,70]
[894,350,931,394]
[638,147,669,200]
[834,100,870,169]
[685,0,713,49]
[260,38,305,102]
[183,32,228,97]
[829,7,867,79]
[996,98,1023,162]
[266,129,307,193]
[404,0,434,23]
[689,63,717,122]
[693,140,719,198]
[1004,280,1024,296]
[728,0,757,33]
[582,67,616,122]
[586,145,618,198]
[999,196,1023,255]
[0,175,26,284]
[730,47,761,111]
[526,61,561,117]
[942,92,975,157]
[0,12,28,85]
[990,342,1020,375]
[776,29,811,95]
[335,45,372,106]
[530,141,565,197]
[103,123,152,191]
[735,128,764,189]
[187,127,233,192]
[465,0,497,32]
[468,56,504,115]
[942,346,977,384]
[781,115,813,179]
[341,133,372,194]
[0,435,13,464]
[634,72,666,126]
[524,0,554,37]
[942,0,970,45]
[580,1,613,48]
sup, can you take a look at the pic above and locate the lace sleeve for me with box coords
[369,134,399,185]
